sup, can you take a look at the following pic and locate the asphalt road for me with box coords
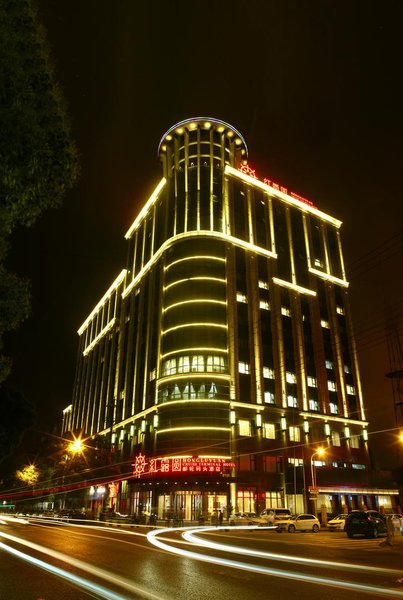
[0,517,402,600]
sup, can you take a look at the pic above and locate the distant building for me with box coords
[65,118,399,519]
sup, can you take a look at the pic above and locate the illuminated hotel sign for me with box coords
[239,164,315,207]
[133,454,235,478]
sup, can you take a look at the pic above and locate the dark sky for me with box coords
[7,1,403,468]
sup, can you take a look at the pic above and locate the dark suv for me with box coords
[344,510,386,538]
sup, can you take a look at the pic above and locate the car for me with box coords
[55,510,88,522]
[344,510,387,539]
[327,513,348,531]
[260,508,292,523]
[386,513,403,530]
[276,513,321,533]
[229,512,264,526]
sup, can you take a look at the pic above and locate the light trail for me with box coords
[0,531,166,600]
[147,526,403,598]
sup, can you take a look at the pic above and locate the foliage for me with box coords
[0,0,79,382]
[16,463,39,486]
[0,384,36,464]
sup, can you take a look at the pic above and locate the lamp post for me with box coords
[310,447,325,516]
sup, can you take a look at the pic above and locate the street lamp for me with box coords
[67,435,85,456]
[310,447,326,516]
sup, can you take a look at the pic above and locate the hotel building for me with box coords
[64,118,399,520]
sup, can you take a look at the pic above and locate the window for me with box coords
[206,355,225,372]
[346,384,355,395]
[149,368,156,381]
[325,360,334,369]
[263,423,276,439]
[178,356,190,373]
[236,292,247,303]
[259,300,270,310]
[327,380,337,392]
[309,398,319,411]
[238,361,250,374]
[287,395,298,408]
[264,391,275,404]
[208,382,217,398]
[263,367,274,379]
[336,306,345,315]
[162,359,176,376]
[307,376,317,387]
[172,384,181,399]
[329,402,339,415]
[286,372,297,384]
[289,426,300,442]
[331,431,341,446]
[352,464,366,470]
[281,306,291,317]
[191,355,204,372]
[350,435,360,449]
[288,457,303,466]
[321,320,330,329]
[344,365,351,374]
[258,280,269,290]
[239,419,251,436]
[314,258,323,267]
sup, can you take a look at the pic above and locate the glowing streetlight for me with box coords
[399,431,403,444]
[67,436,85,456]
[310,447,326,515]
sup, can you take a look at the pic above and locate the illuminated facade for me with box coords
[67,118,398,519]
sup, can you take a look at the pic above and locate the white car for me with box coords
[327,513,348,531]
[276,513,320,533]
[229,512,267,526]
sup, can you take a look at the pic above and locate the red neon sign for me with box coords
[239,164,315,208]
[133,454,235,478]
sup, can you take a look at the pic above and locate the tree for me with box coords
[0,384,36,465]
[0,0,79,381]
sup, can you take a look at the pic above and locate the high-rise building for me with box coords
[65,118,399,520]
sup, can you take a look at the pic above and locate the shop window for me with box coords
[239,419,251,436]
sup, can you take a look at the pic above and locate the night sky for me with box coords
[7,1,403,468]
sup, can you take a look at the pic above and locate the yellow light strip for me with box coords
[78,270,127,334]
[161,347,228,359]
[165,255,225,271]
[124,178,167,239]
[157,399,230,408]
[164,276,226,291]
[308,267,349,287]
[162,322,227,335]
[157,373,230,386]
[272,277,316,297]
[163,299,227,312]
[83,318,117,356]
[226,165,342,228]
[317,486,399,495]
[122,230,277,300]
[229,402,266,412]
[299,411,368,427]
[199,455,232,459]
[157,426,231,434]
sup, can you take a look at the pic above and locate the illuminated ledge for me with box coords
[157,373,230,386]
[165,255,226,271]
[272,277,316,297]
[317,486,399,496]
[62,404,72,414]
[164,277,226,291]
[162,322,227,335]
[308,267,349,288]
[226,165,342,228]
[83,318,116,356]
[158,399,230,408]
[78,270,127,335]
[125,178,167,239]
[164,299,227,312]
[299,412,368,427]
[157,426,231,434]
[162,347,228,359]
[230,402,265,412]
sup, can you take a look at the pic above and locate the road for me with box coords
[0,516,402,600]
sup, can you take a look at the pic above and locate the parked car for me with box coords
[260,508,292,523]
[344,510,386,538]
[229,512,263,526]
[55,510,88,522]
[276,513,320,533]
[327,513,348,531]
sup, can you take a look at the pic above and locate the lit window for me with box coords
[346,384,355,395]
[263,366,274,379]
[281,306,291,317]
[288,457,303,466]
[329,402,339,415]
[327,380,337,392]
[352,464,366,470]
[313,460,326,467]
[149,368,156,381]
[314,258,323,268]
[287,395,298,408]
[238,361,250,374]
[289,426,300,442]
[191,355,204,372]
[258,280,269,290]
[239,419,251,436]
[344,365,351,374]
[172,384,181,399]
[236,292,247,303]
[321,320,330,329]
[331,431,340,446]
[263,423,276,439]
[264,391,275,404]
[336,306,345,315]
[309,398,319,411]
[350,435,360,449]
[178,356,190,373]
[307,376,317,387]
[208,382,217,398]
[259,300,270,310]
[190,384,196,399]
[207,355,225,372]
[163,359,176,376]
[325,360,334,369]
[286,372,297,384]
